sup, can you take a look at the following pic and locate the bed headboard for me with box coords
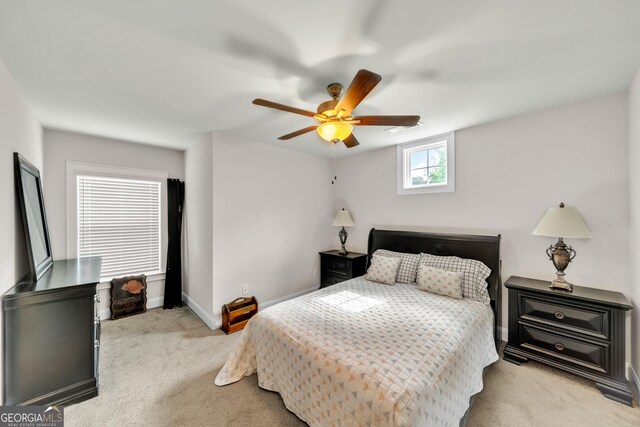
[367,228,502,349]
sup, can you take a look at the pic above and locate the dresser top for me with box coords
[5,257,102,297]
[505,275,632,310]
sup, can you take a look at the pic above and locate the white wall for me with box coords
[183,136,215,327]
[0,57,43,402]
[334,93,630,333]
[205,133,334,327]
[43,129,184,315]
[628,67,640,392]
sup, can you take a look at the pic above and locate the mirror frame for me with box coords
[14,152,53,280]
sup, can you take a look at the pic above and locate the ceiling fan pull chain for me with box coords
[334,144,338,181]
[331,143,337,184]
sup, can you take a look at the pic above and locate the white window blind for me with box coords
[77,175,161,279]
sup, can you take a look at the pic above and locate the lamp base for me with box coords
[545,238,576,292]
[338,246,350,255]
[337,227,349,255]
[549,275,573,292]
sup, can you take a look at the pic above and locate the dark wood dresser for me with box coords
[319,250,367,288]
[503,275,633,406]
[3,257,102,406]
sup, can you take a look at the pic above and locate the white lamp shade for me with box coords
[532,204,593,239]
[333,209,354,227]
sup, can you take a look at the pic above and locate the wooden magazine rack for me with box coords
[221,296,258,334]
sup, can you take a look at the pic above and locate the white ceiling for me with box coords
[1,0,640,157]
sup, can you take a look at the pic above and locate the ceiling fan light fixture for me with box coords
[253,69,420,148]
[317,122,353,142]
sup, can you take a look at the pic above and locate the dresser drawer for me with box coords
[521,296,609,339]
[519,324,608,374]
[324,258,350,276]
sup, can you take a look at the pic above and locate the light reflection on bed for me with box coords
[318,290,384,312]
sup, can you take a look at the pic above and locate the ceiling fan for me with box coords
[252,69,420,148]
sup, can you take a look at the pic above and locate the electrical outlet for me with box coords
[313,268,318,278]
[242,284,249,296]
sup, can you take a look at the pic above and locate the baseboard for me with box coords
[99,296,164,319]
[181,285,319,331]
[182,292,218,330]
[260,285,319,310]
[628,363,640,400]
[500,326,508,343]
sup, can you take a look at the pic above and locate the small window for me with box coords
[397,132,455,195]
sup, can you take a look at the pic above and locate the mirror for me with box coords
[14,153,53,280]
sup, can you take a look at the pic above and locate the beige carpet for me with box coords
[65,307,640,426]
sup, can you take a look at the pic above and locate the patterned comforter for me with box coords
[215,277,498,426]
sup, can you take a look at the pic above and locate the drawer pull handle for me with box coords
[554,343,565,351]
[554,311,565,320]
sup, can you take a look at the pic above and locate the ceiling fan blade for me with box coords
[277,125,318,140]
[342,134,360,148]
[334,69,382,115]
[253,98,316,118]
[354,115,421,127]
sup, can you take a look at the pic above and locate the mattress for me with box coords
[215,277,499,426]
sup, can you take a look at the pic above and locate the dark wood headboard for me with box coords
[367,228,502,349]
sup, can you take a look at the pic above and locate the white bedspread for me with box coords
[215,277,498,426]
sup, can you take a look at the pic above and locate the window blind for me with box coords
[77,175,161,279]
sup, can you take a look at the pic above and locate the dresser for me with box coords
[319,250,367,288]
[3,257,102,406]
[503,276,633,406]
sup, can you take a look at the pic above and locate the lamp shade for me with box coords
[532,203,593,239]
[317,122,353,142]
[333,209,354,227]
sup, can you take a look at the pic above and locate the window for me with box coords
[397,132,455,195]
[67,162,167,281]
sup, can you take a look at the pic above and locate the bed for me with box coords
[216,229,502,426]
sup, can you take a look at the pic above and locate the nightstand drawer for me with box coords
[323,274,347,287]
[519,324,608,374]
[319,250,367,289]
[324,259,350,276]
[521,296,609,339]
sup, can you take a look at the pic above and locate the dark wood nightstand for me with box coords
[503,276,633,406]
[319,250,367,288]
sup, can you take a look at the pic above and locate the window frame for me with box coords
[66,161,168,282]
[396,132,455,195]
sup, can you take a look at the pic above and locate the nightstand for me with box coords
[503,276,633,406]
[319,250,367,288]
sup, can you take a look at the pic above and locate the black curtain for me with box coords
[164,178,185,309]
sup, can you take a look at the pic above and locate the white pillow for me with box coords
[419,253,492,305]
[417,265,464,299]
[365,255,401,285]
[373,249,420,284]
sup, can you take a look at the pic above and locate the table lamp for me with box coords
[532,202,593,291]
[333,209,354,255]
